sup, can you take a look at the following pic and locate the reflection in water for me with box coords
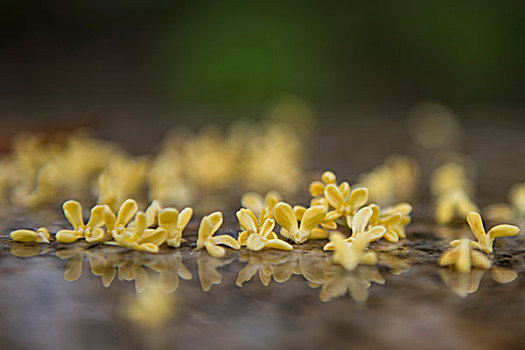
[8,241,519,302]
[440,266,518,298]
[10,242,52,257]
[196,251,233,292]
[319,266,385,302]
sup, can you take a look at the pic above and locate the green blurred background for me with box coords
[2,0,524,120]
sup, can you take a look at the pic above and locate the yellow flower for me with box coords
[293,202,340,239]
[328,231,377,271]
[236,208,292,251]
[435,189,478,224]
[439,239,491,274]
[309,170,348,197]
[430,162,473,196]
[509,181,525,216]
[368,203,412,242]
[324,184,369,223]
[196,212,240,258]
[104,199,138,240]
[273,202,327,244]
[10,227,51,243]
[159,207,193,248]
[240,191,281,217]
[323,207,386,251]
[465,212,519,253]
[56,201,107,243]
[113,212,167,253]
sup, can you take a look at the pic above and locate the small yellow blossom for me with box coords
[509,181,525,216]
[56,201,107,243]
[368,203,412,242]
[273,202,327,244]
[328,231,377,271]
[240,191,282,217]
[293,202,340,239]
[439,239,491,273]
[113,212,168,253]
[465,212,519,253]
[10,227,51,243]
[236,208,292,251]
[104,199,138,240]
[435,189,478,224]
[159,207,193,248]
[324,207,386,251]
[309,170,349,197]
[324,184,369,223]
[196,212,240,258]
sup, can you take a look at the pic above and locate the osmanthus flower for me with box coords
[56,200,107,243]
[240,191,282,218]
[309,170,349,197]
[509,181,525,216]
[10,227,51,243]
[196,212,240,258]
[367,203,412,243]
[323,207,386,251]
[324,184,369,224]
[293,202,340,239]
[464,212,519,253]
[328,231,377,272]
[236,208,292,251]
[439,239,491,274]
[104,199,138,240]
[273,202,327,244]
[158,207,193,248]
[435,188,478,225]
[112,212,168,253]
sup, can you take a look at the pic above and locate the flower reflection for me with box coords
[56,244,88,281]
[196,251,233,292]
[440,266,518,298]
[10,242,52,257]
[319,265,385,303]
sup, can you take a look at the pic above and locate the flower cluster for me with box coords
[10,199,196,255]
[439,212,519,273]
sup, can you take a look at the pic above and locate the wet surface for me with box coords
[1,116,524,350]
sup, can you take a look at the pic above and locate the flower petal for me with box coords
[273,202,298,233]
[56,230,82,243]
[352,207,373,234]
[116,199,138,227]
[246,234,266,251]
[466,212,486,242]
[236,209,257,232]
[212,235,240,250]
[265,238,293,251]
[349,187,369,209]
[299,205,327,232]
[487,224,520,238]
[177,207,193,230]
[204,241,225,258]
[324,184,345,209]
[63,200,83,230]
